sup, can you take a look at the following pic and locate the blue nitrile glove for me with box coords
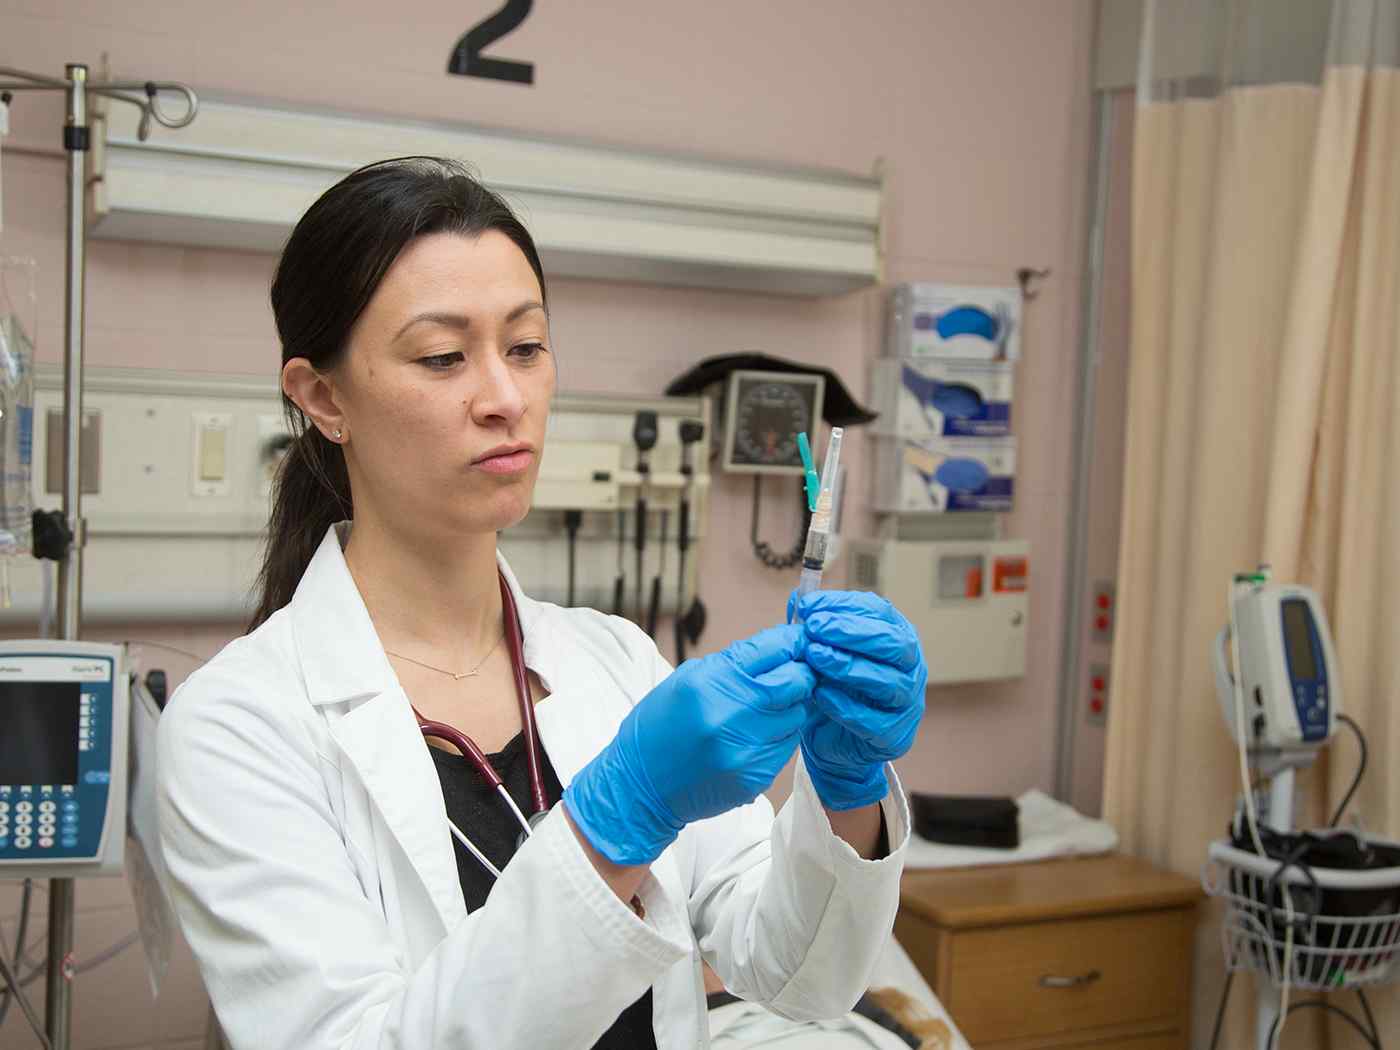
[787,590,927,810]
[563,624,815,866]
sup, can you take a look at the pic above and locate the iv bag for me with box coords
[0,257,36,557]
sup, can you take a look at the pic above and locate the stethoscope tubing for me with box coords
[448,818,502,880]
[418,716,533,839]
[497,571,549,816]
[414,570,547,881]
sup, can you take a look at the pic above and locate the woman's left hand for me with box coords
[787,589,928,811]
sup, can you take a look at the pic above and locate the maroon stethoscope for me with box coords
[412,572,549,879]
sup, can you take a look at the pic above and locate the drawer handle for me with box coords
[1039,969,1102,989]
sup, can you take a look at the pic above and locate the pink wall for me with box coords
[0,3,1095,1047]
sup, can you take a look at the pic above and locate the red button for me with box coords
[1092,677,1105,692]
[1095,615,1110,631]
[1090,697,1104,715]
[1097,594,1111,610]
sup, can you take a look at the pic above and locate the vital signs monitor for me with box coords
[0,639,128,876]
[1214,582,1340,751]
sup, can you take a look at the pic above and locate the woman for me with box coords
[157,157,927,1050]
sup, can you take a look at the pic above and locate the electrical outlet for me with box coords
[1087,662,1109,726]
[1091,579,1115,643]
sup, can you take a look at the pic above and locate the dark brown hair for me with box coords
[246,157,547,632]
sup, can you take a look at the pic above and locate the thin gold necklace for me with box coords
[385,631,506,681]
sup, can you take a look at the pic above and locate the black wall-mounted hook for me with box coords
[1017,267,1051,302]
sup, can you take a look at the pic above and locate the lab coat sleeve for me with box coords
[684,756,912,1021]
[643,640,913,1022]
[156,671,688,1050]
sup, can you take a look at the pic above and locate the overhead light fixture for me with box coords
[90,96,882,296]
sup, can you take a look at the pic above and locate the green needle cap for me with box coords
[797,432,819,512]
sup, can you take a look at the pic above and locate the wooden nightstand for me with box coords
[895,854,1203,1050]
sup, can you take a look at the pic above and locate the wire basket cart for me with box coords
[1204,837,1400,991]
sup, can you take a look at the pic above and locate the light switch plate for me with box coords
[191,412,234,497]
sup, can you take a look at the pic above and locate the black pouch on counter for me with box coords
[911,793,1020,850]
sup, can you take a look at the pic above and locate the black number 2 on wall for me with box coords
[448,0,535,85]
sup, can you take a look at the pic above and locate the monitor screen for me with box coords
[1282,600,1319,682]
[0,681,81,785]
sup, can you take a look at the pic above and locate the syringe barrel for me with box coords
[789,566,824,623]
[790,427,844,624]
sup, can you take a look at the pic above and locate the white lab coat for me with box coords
[157,521,911,1050]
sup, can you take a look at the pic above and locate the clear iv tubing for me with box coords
[793,427,843,612]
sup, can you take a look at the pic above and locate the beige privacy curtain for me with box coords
[1104,0,1400,1045]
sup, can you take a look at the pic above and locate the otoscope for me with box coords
[632,411,658,629]
[646,510,668,639]
[613,509,626,617]
[563,509,582,606]
[674,419,705,662]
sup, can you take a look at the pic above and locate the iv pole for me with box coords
[0,63,197,1050]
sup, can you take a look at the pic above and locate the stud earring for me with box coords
[332,428,343,440]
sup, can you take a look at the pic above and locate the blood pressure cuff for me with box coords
[664,352,879,427]
[911,793,1020,850]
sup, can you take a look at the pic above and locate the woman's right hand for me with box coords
[563,624,814,867]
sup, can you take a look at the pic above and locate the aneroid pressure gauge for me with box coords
[721,370,825,475]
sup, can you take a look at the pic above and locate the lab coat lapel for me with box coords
[529,664,614,791]
[291,522,466,938]
[326,688,467,938]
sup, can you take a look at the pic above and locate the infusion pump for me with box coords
[0,640,128,877]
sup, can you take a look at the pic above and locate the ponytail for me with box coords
[244,156,546,634]
[245,424,351,632]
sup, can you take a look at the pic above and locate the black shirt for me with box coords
[428,734,658,1050]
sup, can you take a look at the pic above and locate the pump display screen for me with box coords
[1282,600,1318,681]
[0,682,81,785]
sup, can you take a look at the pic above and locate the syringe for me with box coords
[792,427,844,613]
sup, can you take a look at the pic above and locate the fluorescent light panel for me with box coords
[91,97,882,296]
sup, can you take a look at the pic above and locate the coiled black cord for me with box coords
[750,475,810,570]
